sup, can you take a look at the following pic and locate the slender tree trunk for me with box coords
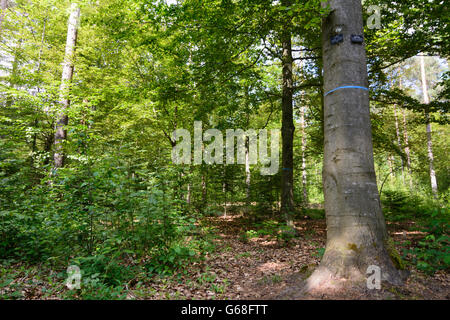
[300,104,308,205]
[223,166,227,217]
[245,137,251,206]
[401,108,413,187]
[53,3,80,169]
[419,55,438,198]
[280,0,295,227]
[297,55,309,205]
[31,18,47,167]
[201,170,207,205]
[307,0,403,291]
[393,104,404,175]
[187,165,192,205]
[187,182,191,204]
[399,78,413,187]
[388,155,394,181]
[401,109,411,173]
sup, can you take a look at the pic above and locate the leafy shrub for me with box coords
[382,190,421,221]
[0,158,205,291]
[145,244,198,276]
[239,229,259,243]
[405,234,450,274]
[301,208,325,220]
[239,220,297,244]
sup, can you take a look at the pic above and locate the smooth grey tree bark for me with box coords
[54,3,80,169]
[419,55,438,198]
[306,0,403,292]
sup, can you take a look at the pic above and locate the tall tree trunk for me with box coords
[280,0,295,227]
[223,166,227,217]
[297,54,309,205]
[401,109,411,173]
[31,18,47,167]
[245,137,251,207]
[401,108,413,187]
[307,0,403,291]
[244,90,251,214]
[187,165,192,205]
[187,182,191,204]
[300,104,308,205]
[399,78,413,187]
[393,104,404,175]
[388,155,394,181]
[201,170,207,206]
[53,3,80,169]
[419,55,438,198]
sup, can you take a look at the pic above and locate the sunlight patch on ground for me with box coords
[257,261,289,273]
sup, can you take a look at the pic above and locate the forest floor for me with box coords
[164,214,449,300]
[1,213,449,300]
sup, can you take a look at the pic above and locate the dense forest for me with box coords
[0,0,448,300]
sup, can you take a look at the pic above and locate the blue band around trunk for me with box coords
[324,85,369,96]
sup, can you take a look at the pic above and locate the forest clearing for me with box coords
[0,0,449,303]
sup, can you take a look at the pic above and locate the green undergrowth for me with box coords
[239,219,297,245]
[381,189,449,274]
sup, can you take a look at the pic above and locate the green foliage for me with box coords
[145,244,198,276]
[239,229,259,243]
[300,208,325,220]
[312,247,325,259]
[0,157,207,292]
[405,234,450,274]
[382,189,421,221]
[382,188,448,223]
[0,0,448,300]
[239,220,297,245]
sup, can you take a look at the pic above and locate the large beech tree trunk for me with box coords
[280,0,295,227]
[307,0,403,291]
[53,3,80,169]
